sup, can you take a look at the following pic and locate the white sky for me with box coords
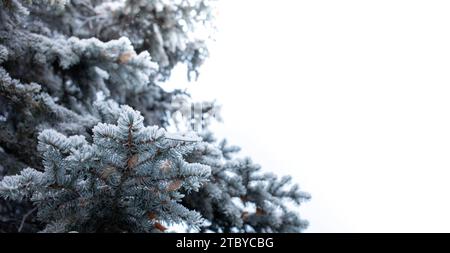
[168,0,450,232]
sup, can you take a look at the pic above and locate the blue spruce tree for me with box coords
[0,0,310,232]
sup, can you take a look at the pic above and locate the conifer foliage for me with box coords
[0,106,210,232]
[0,0,310,232]
[184,134,311,232]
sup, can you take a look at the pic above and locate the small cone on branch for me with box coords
[255,207,266,216]
[154,222,167,232]
[118,51,134,64]
[241,211,249,221]
[160,160,172,173]
[147,212,157,220]
[166,180,183,192]
[127,154,139,169]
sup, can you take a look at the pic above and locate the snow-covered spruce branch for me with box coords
[0,106,210,232]
[183,132,311,233]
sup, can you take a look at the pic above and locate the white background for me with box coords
[169,0,450,232]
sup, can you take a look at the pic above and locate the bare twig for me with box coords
[18,207,37,233]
